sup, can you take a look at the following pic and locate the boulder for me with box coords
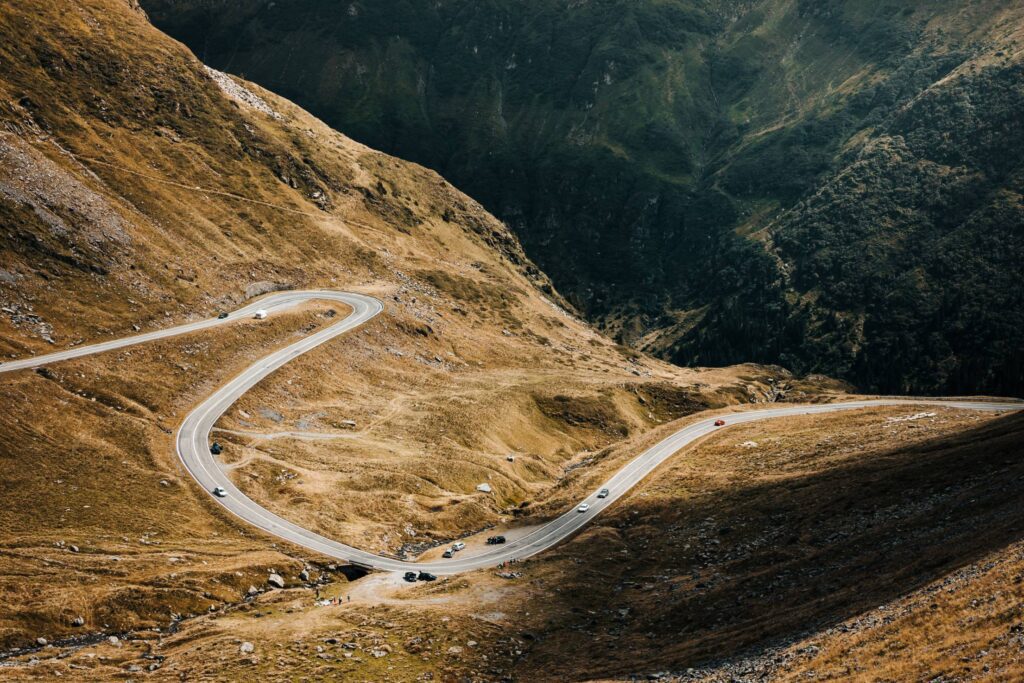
[476,483,492,493]
[267,573,285,589]
[240,642,254,654]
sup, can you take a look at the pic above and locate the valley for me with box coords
[143,0,1024,396]
[0,1,1022,681]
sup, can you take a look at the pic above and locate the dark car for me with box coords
[442,550,453,558]
[486,535,506,545]
[417,572,437,582]
[210,442,223,455]
[403,571,417,583]
[217,312,229,319]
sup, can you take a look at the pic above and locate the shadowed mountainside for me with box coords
[143,0,1024,395]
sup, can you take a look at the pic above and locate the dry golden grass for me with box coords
[8,405,1021,681]
[0,0,812,658]
[4,2,1017,680]
[507,406,1024,682]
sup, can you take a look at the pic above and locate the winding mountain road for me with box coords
[2,291,1020,574]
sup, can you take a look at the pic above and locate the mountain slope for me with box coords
[0,0,799,653]
[143,0,1024,395]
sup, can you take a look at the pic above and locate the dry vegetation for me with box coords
[6,405,1021,681]
[510,406,1024,681]
[2,2,1019,680]
[0,0,819,664]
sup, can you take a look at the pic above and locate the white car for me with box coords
[597,488,610,498]
[254,309,268,320]
[212,486,227,498]
[451,541,466,551]
[577,503,590,513]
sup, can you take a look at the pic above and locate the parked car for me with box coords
[210,442,222,455]
[714,419,726,426]
[403,571,417,583]
[597,488,610,498]
[577,503,590,513]
[217,312,229,319]
[451,542,465,551]
[212,486,227,498]
[442,549,453,558]
[417,571,437,582]
[486,535,506,545]
[254,309,268,320]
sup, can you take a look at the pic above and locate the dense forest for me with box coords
[143,0,1024,395]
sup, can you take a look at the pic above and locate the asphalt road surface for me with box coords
[3,291,1020,574]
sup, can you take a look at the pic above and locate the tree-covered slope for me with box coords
[143,0,1024,394]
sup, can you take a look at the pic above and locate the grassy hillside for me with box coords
[10,403,1021,680]
[143,0,1024,395]
[0,0,800,654]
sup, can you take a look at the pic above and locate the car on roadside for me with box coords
[442,549,453,558]
[597,488,610,498]
[212,486,227,498]
[486,535,506,545]
[577,503,590,513]
[210,442,222,455]
[714,419,726,426]
[417,571,437,582]
[254,309,268,320]
[217,312,229,319]
[451,542,465,552]
[403,571,417,583]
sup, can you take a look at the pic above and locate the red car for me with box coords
[714,419,726,426]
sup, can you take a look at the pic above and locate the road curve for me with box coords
[2,291,1021,574]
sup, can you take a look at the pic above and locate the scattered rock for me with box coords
[35,637,47,647]
[887,411,937,423]
[240,642,254,654]
[71,617,85,627]
[258,408,284,423]
[476,483,493,493]
[108,636,120,646]
[299,569,310,582]
[267,573,285,589]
